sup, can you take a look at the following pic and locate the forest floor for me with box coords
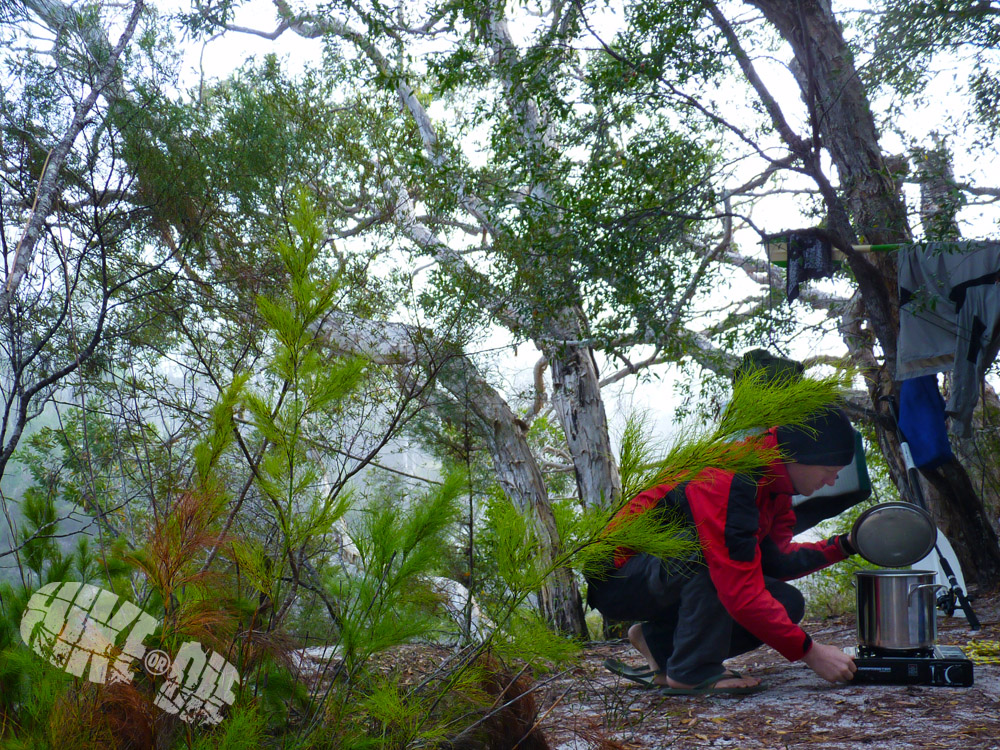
[533,592,1000,750]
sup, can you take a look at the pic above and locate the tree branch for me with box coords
[2,0,145,317]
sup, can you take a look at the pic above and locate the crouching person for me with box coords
[588,407,859,695]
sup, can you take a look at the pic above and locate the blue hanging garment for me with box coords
[898,375,955,470]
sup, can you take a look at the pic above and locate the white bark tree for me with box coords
[0,0,159,487]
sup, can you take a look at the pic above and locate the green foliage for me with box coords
[971,66,1000,138]
[335,472,464,664]
[476,489,548,596]
[604,0,728,86]
[473,474,688,659]
[15,401,182,559]
[0,582,71,744]
[640,368,854,492]
[0,499,132,746]
[867,2,1000,87]
[617,411,666,503]
[7,0,966,744]
[462,488,586,666]
[355,679,451,749]
[238,192,367,611]
[723,366,851,428]
[565,498,698,581]
[188,701,267,750]
[489,604,581,666]
[194,374,249,492]
[17,487,62,584]
[8,439,133,590]
[863,1,1000,139]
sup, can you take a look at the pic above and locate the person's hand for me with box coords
[802,641,857,683]
[837,532,858,557]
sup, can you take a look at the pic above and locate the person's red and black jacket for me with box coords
[610,430,851,662]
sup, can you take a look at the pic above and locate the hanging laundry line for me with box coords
[761,232,1000,439]
[761,231,901,301]
[763,239,900,266]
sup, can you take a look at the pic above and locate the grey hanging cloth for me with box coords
[896,241,1000,437]
[785,231,834,301]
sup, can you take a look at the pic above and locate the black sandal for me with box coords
[603,657,659,687]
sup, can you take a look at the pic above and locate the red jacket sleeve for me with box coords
[685,470,823,662]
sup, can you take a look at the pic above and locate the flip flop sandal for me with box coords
[19,581,240,725]
[658,670,766,697]
[603,657,659,687]
[603,657,655,678]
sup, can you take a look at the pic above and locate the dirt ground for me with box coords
[533,593,1000,750]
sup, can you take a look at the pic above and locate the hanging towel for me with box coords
[898,375,954,469]
[897,241,1000,437]
[785,231,834,302]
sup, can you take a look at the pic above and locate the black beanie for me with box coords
[776,407,855,466]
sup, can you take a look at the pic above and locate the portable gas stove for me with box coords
[843,644,974,687]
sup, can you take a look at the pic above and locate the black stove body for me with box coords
[844,645,974,687]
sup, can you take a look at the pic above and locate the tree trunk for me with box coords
[746,0,1000,587]
[314,313,588,636]
[916,137,962,241]
[541,312,622,511]
[3,0,144,317]
[479,3,623,515]
[465,373,586,635]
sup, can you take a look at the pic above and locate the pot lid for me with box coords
[851,502,937,568]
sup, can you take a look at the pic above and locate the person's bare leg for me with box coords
[627,623,668,685]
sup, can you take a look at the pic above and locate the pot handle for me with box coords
[908,582,947,600]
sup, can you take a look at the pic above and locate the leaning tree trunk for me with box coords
[314,313,588,636]
[747,0,1000,586]
[464,373,588,635]
[3,0,144,318]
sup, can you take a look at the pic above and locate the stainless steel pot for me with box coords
[855,570,946,651]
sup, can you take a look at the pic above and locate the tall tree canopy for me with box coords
[5,0,1000,645]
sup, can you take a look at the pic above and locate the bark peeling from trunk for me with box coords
[544,329,622,512]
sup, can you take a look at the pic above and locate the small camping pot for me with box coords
[855,570,946,651]
[850,502,937,567]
